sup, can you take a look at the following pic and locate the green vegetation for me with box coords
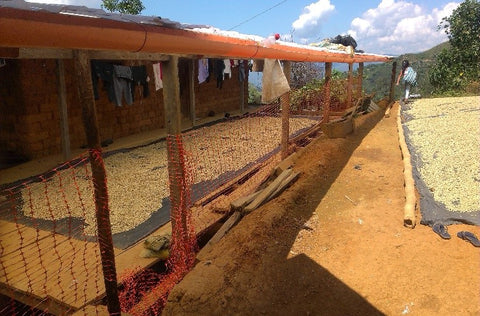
[429,0,480,95]
[293,1,479,101]
[361,42,453,100]
[248,83,262,104]
[365,0,479,98]
[102,0,144,15]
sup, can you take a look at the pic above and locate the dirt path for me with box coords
[163,102,480,315]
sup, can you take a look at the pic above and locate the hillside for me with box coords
[363,42,450,100]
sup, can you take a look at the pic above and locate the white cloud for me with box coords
[291,0,335,41]
[348,1,460,54]
[26,0,102,8]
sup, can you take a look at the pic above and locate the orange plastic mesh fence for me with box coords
[115,101,322,315]
[0,100,323,315]
[0,153,107,315]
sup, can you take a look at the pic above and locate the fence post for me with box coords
[281,61,291,160]
[347,62,353,108]
[162,55,194,267]
[73,50,121,315]
[389,61,397,102]
[189,59,196,127]
[323,62,332,123]
[56,59,71,161]
[357,62,364,99]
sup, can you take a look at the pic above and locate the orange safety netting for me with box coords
[1,99,325,315]
[0,153,109,315]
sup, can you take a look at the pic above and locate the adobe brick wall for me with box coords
[193,62,248,118]
[0,58,248,161]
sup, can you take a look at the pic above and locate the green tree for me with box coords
[102,0,145,15]
[430,0,480,94]
[248,83,262,104]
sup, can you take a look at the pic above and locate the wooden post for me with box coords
[162,55,190,257]
[389,61,397,103]
[347,63,353,109]
[189,59,196,126]
[240,78,245,113]
[323,62,332,123]
[357,62,364,100]
[240,60,246,113]
[280,61,291,160]
[163,56,182,135]
[56,59,71,161]
[72,50,120,315]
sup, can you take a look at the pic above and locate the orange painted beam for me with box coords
[0,7,391,63]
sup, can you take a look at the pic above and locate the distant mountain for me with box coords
[248,41,450,100]
[362,42,450,100]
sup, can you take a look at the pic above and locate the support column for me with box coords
[189,59,196,127]
[323,62,332,123]
[357,62,364,99]
[280,61,291,160]
[56,59,71,161]
[389,61,397,103]
[162,55,193,267]
[73,50,120,316]
[347,62,353,109]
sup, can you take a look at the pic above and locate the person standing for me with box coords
[396,60,417,103]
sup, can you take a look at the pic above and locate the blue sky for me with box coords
[26,0,460,55]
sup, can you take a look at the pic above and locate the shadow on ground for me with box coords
[163,111,386,315]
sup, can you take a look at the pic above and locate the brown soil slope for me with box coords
[163,102,480,316]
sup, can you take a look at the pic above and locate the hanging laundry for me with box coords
[152,63,163,91]
[238,60,246,82]
[198,58,209,84]
[223,59,231,79]
[91,60,115,102]
[113,65,133,106]
[130,65,149,101]
[251,59,264,72]
[214,59,225,89]
[261,59,290,103]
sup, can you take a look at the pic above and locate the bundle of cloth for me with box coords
[310,34,364,55]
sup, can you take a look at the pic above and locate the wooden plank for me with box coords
[196,211,243,261]
[244,168,293,213]
[1,230,102,312]
[0,221,53,257]
[206,211,242,246]
[56,59,71,161]
[0,47,19,58]
[192,161,263,207]
[274,152,297,176]
[0,282,74,316]
[88,50,170,61]
[230,191,261,210]
[2,47,171,61]
[72,305,109,315]
[0,222,175,314]
[268,171,300,201]
[397,105,416,228]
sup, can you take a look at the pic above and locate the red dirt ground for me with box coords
[162,102,480,315]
